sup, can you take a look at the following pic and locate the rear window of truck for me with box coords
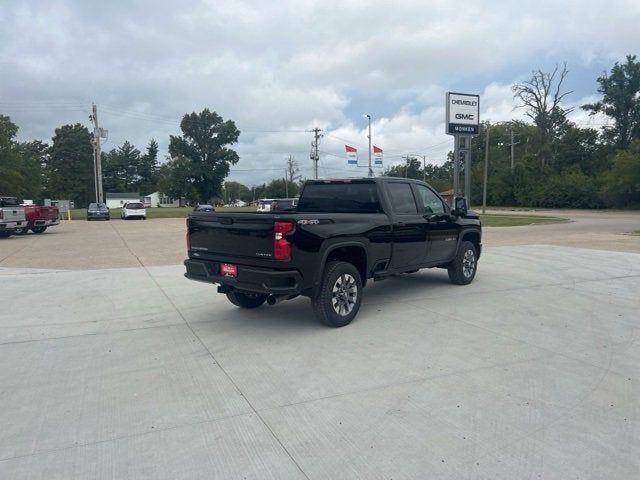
[297,182,382,213]
[0,197,20,207]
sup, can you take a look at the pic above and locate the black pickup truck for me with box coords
[184,177,481,327]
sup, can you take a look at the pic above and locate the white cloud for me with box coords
[1,0,638,186]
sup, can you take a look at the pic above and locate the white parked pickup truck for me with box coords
[0,196,27,238]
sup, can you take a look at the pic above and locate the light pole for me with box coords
[483,123,490,215]
[363,114,372,177]
[483,120,510,214]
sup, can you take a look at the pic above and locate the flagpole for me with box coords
[364,114,372,177]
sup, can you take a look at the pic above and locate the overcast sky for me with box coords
[1,0,638,185]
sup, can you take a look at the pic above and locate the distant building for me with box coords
[142,191,184,208]
[105,192,140,209]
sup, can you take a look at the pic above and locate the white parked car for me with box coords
[256,199,275,212]
[121,202,146,220]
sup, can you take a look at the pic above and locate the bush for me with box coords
[538,169,603,208]
[600,141,640,208]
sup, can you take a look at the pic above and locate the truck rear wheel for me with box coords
[226,290,267,309]
[31,226,47,234]
[312,261,362,327]
[448,240,478,285]
[13,227,29,235]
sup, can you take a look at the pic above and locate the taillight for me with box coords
[273,221,294,261]
[186,218,191,250]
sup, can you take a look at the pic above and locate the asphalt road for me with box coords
[482,208,640,253]
[0,210,639,479]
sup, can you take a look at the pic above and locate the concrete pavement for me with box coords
[0,208,638,271]
[1,244,638,479]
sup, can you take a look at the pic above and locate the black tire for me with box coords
[31,226,47,234]
[87,218,92,221]
[226,290,268,309]
[311,261,363,327]
[13,227,29,235]
[0,231,12,238]
[448,241,478,285]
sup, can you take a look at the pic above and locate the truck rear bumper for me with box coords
[0,220,25,230]
[184,258,303,295]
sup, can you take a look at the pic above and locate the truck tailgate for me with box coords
[188,213,276,260]
[0,207,25,222]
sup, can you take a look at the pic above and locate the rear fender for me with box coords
[314,240,369,291]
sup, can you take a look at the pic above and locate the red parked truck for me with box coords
[14,203,60,234]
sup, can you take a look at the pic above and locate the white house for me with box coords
[142,191,184,208]
[105,192,141,209]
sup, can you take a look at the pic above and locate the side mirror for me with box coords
[452,197,468,217]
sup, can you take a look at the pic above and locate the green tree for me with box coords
[423,160,453,193]
[0,115,24,196]
[383,157,451,193]
[252,183,267,201]
[383,157,423,179]
[223,181,250,202]
[102,141,141,193]
[168,109,240,203]
[263,178,297,198]
[137,139,159,195]
[45,124,94,207]
[601,140,640,207]
[583,55,640,148]
[0,115,47,200]
[539,169,602,208]
[553,125,604,175]
[16,140,47,200]
[157,156,198,205]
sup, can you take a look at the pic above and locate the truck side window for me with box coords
[387,183,418,214]
[415,185,445,214]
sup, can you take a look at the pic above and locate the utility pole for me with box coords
[284,168,289,198]
[90,104,105,203]
[422,155,426,183]
[506,123,520,171]
[510,125,515,171]
[483,123,490,215]
[308,128,322,179]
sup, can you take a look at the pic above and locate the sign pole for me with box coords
[464,135,472,202]
[453,136,460,196]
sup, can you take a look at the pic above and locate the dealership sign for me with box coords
[446,92,480,135]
